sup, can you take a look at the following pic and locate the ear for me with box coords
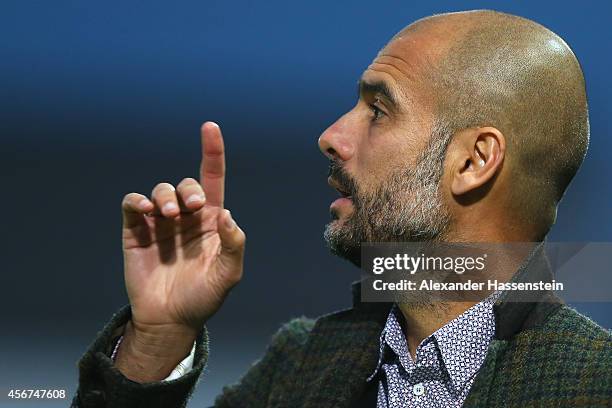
[448,127,506,196]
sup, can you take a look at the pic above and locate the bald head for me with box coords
[392,10,589,237]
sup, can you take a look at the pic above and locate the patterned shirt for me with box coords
[367,292,501,408]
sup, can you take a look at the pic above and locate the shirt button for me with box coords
[412,383,425,396]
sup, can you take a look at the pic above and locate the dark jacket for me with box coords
[72,246,611,407]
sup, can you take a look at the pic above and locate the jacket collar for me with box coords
[286,241,562,407]
[491,241,563,339]
[350,241,563,340]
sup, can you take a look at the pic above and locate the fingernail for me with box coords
[138,199,151,210]
[163,202,178,213]
[186,194,203,205]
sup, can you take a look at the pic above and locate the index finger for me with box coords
[199,121,226,208]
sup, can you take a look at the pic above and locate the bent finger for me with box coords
[177,177,206,212]
[122,193,154,227]
[151,182,180,218]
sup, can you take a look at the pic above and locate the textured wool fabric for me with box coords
[71,306,209,408]
[72,244,611,407]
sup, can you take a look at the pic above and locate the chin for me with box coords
[323,221,362,268]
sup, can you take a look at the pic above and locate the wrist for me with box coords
[127,320,198,356]
[114,320,198,383]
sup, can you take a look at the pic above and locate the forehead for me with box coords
[362,27,450,108]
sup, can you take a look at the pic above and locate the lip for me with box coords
[327,176,354,213]
[330,196,353,211]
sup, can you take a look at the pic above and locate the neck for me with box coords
[396,229,535,358]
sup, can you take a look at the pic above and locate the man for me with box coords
[73,10,611,408]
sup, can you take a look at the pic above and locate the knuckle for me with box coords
[238,230,246,244]
[176,177,197,190]
[156,182,174,190]
[178,177,198,187]
[152,182,176,196]
[123,193,139,205]
[227,270,243,286]
[178,182,202,195]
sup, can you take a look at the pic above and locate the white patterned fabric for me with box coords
[367,292,501,407]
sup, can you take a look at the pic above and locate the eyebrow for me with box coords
[357,79,400,111]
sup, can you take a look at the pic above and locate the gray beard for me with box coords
[324,125,452,262]
[323,124,453,307]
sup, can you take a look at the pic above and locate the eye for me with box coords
[369,100,385,122]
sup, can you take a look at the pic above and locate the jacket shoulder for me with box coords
[485,305,610,407]
[271,317,316,349]
[467,306,610,408]
[531,304,611,343]
[514,305,611,369]
[264,316,317,362]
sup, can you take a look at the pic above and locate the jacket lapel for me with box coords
[465,241,564,405]
[285,284,391,408]
[493,241,564,339]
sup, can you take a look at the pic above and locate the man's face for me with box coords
[319,34,452,265]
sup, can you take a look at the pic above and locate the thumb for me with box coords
[217,209,246,279]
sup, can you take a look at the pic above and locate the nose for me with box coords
[318,114,355,162]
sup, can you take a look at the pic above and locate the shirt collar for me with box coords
[367,291,501,394]
[433,291,500,391]
[366,309,399,383]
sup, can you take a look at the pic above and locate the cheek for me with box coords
[352,156,382,194]
[350,116,428,190]
[437,160,454,203]
[352,162,397,199]
[354,143,414,193]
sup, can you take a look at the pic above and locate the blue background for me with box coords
[1,1,610,406]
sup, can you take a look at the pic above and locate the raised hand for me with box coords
[115,122,246,382]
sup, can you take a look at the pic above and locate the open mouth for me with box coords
[328,177,352,199]
[336,187,352,199]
